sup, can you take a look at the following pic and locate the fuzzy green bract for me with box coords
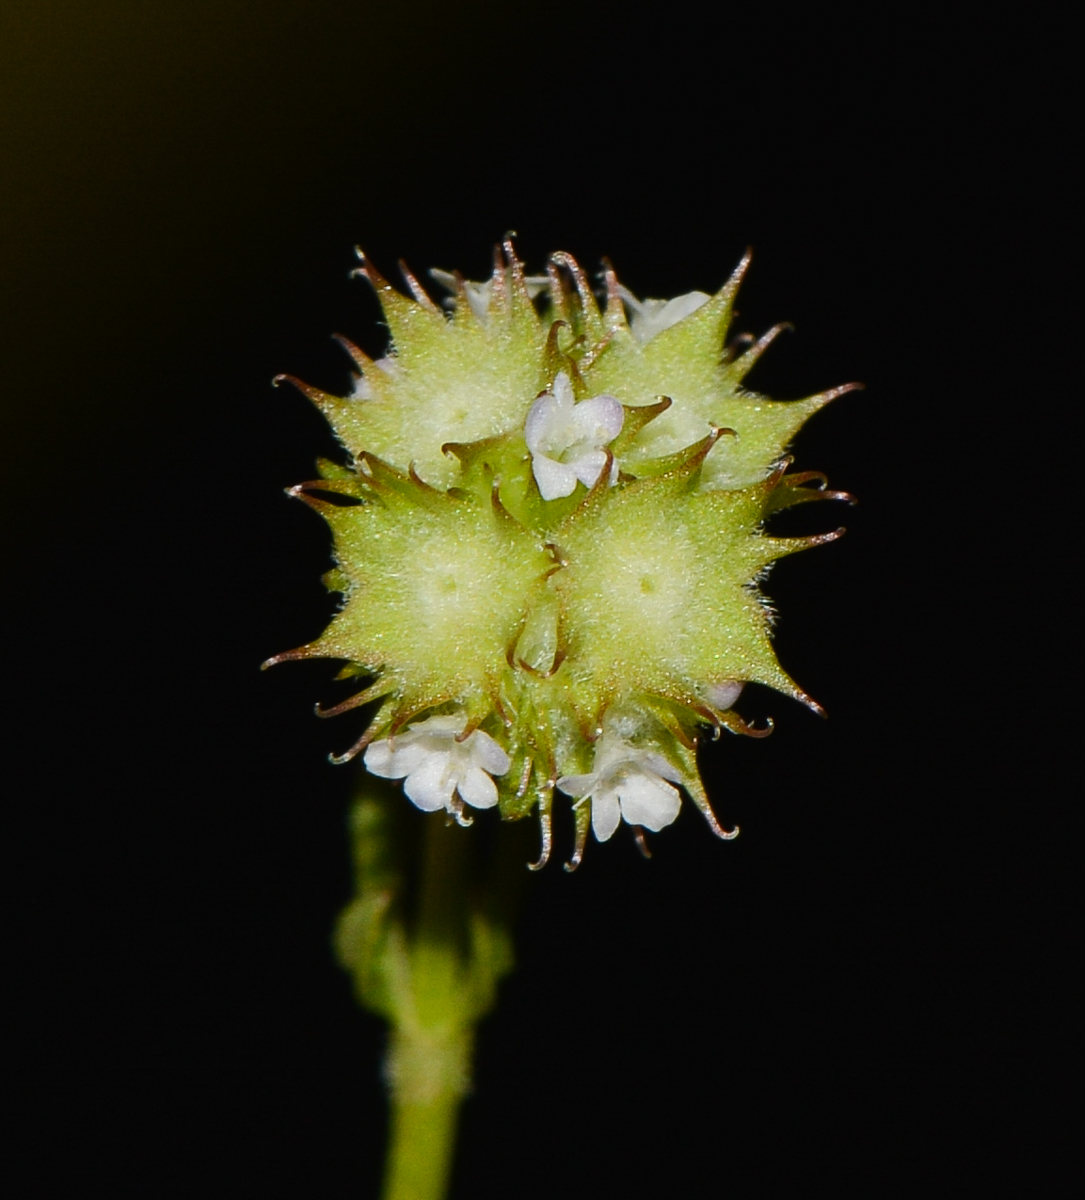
[267,240,856,868]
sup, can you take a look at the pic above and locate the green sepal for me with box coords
[322,567,350,594]
[763,468,855,515]
[316,455,355,481]
[611,395,673,456]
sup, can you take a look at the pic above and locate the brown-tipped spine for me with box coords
[272,374,339,413]
[730,322,793,379]
[332,334,375,373]
[564,801,591,872]
[612,395,673,455]
[600,257,627,332]
[398,260,442,314]
[528,787,553,871]
[261,646,316,670]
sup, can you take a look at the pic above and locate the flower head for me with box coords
[364,713,511,825]
[268,240,857,867]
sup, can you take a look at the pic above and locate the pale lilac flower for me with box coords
[524,371,624,501]
[557,732,684,842]
[364,713,510,821]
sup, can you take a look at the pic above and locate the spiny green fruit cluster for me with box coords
[267,239,856,868]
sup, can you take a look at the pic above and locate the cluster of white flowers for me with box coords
[366,707,739,843]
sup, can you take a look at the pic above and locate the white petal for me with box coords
[403,756,455,812]
[463,280,493,321]
[457,767,499,809]
[363,738,396,776]
[630,291,711,343]
[617,772,682,832]
[615,283,645,315]
[656,291,710,326]
[639,751,684,785]
[567,394,624,444]
[590,735,634,776]
[364,738,430,779]
[532,454,578,500]
[556,773,597,799]
[570,449,608,490]
[551,371,574,407]
[706,680,744,711]
[466,730,511,776]
[432,272,548,311]
[524,393,562,454]
[409,713,467,737]
[429,268,457,295]
[591,787,622,842]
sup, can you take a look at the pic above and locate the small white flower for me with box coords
[364,713,510,821]
[557,732,684,842]
[524,371,624,501]
[429,269,549,321]
[617,285,711,344]
[704,680,744,711]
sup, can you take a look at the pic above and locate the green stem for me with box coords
[336,784,530,1200]
[382,1037,468,1200]
[381,815,473,1200]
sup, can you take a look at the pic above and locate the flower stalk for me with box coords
[380,813,473,1200]
[335,779,529,1200]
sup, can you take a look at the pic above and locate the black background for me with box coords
[3,3,1074,1196]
